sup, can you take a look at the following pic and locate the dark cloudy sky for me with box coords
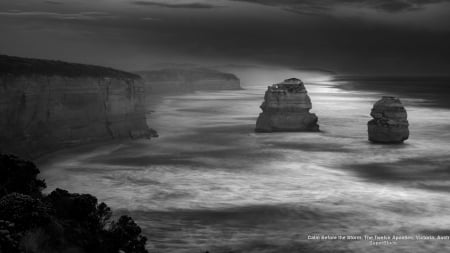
[1,0,450,74]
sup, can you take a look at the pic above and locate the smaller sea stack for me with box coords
[368,96,409,144]
[255,78,319,132]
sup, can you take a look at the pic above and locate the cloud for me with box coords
[1,0,449,75]
[230,0,450,13]
[0,11,117,20]
[132,1,220,9]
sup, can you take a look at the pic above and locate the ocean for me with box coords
[39,68,450,253]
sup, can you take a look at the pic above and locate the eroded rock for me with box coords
[368,96,409,143]
[255,78,319,132]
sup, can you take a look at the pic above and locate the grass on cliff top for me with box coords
[0,54,139,79]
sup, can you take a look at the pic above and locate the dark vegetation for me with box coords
[0,154,148,253]
[0,55,139,79]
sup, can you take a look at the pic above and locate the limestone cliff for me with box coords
[0,55,155,159]
[136,68,241,93]
[255,78,319,132]
[368,96,409,144]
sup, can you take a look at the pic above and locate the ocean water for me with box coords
[39,70,450,253]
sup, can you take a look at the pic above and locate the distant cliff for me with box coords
[136,68,241,93]
[0,55,155,159]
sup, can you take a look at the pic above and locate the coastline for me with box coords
[35,89,241,167]
[36,82,450,252]
[35,138,144,168]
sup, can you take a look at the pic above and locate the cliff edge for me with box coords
[0,55,155,159]
[136,68,241,93]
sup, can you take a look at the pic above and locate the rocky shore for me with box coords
[255,78,319,132]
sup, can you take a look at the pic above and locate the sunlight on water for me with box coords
[39,70,450,252]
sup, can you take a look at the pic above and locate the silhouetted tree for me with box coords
[0,154,46,198]
[0,193,52,232]
[0,154,149,253]
[107,215,148,253]
[46,189,111,231]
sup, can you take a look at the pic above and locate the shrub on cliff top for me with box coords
[46,189,112,231]
[0,154,149,253]
[0,193,52,231]
[44,188,113,252]
[106,216,148,253]
[0,154,46,198]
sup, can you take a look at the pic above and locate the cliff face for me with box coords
[136,68,241,93]
[0,55,154,159]
[255,78,319,132]
[368,96,409,144]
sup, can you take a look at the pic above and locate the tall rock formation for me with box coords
[0,55,155,159]
[255,78,319,132]
[136,68,241,93]
[368,96,409,143]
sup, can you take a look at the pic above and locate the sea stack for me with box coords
[255,78,319,132]
[368,96,409,143]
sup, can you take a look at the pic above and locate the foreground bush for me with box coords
[0,193,51,231]
[107,216,148,253]
[0,154,46,198]
[0,154,148,253]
